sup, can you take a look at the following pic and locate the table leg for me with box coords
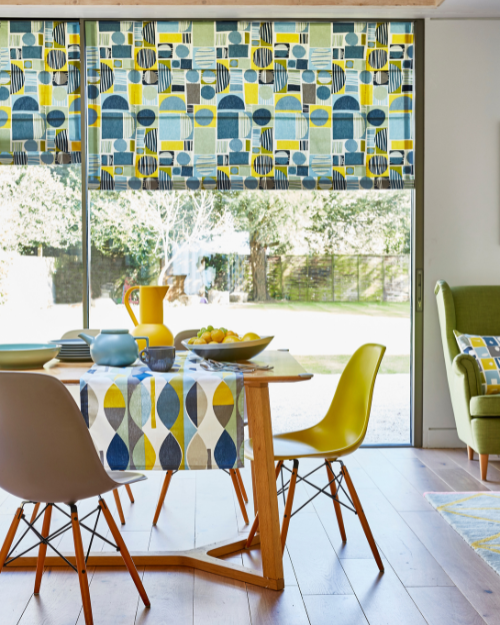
[245,394,258,516]
[245,382,284,589]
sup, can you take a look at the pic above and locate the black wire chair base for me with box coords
[278,459,357,519]
[4,501,119,572]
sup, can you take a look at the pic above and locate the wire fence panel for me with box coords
[206,253,410,302]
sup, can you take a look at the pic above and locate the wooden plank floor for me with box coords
[1,448,500,624]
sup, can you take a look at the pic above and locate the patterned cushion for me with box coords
[454,331,500,395]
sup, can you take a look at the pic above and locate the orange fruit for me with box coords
[211,329,224,343]
[242,332,260,342]
[201,331,212,342]
[222,336,238,344]
[226,330,237,336]
[193,338,207,345]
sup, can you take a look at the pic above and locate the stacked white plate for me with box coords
[51,339,92,362]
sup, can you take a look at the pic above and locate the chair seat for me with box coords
[470,395,500,417]
[106,471,147,487]
[244,427,360,462]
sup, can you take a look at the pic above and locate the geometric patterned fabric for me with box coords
[426,492,500,577]
[0,21,81,165]
[455,331,500,395]
[85,20,414,192]
[80,354,244,471]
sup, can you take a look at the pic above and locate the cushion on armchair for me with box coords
[455,331,500,395]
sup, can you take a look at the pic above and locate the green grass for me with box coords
[232,301,410,318]
[295,354,410,375]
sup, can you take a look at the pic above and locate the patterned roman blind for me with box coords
[86,20,414,191]
[0,21,81,165]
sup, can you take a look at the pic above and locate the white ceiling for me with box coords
[0,0,499,20]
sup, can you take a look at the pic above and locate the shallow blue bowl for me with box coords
[0,343,61,369]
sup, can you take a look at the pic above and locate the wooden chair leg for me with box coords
[124,484,134,503]
[30,502,41,524]
[245,461,283,549]
[34,504,52,594]
[153,470,174,526]
[71,505,94,625]
[342,465,384,572]
[99,498,150,607]
[235,469,248,504]
[230,469,249,524]
[480,454,489,481]
[113,489,126,525]
[281,459,299,552]
[467,445,474,461]
[326,460,347,542]
[0,508,23,571]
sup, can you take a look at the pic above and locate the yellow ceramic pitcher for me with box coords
[124,286,173,349]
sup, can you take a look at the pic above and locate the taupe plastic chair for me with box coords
[31,328,134,525]
[0,372,150,624]
[173,328,199,350]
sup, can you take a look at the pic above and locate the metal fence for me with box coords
[208,253,410,303]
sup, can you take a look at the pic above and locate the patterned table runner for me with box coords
[80,353,244,471]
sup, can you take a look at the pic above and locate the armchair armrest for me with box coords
[452,353,482,398]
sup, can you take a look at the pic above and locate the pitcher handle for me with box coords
[124,286,140,326]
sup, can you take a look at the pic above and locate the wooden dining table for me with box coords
[4,350,313,591]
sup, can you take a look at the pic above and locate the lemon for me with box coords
[209,341,218,344]
[242,332,260,342]
[211,329,224,343]
[201,331,212,342]
[193,338,207,345]
[188,337,196,345]
[222,336,239,344]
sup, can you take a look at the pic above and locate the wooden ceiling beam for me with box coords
[0,0,446,5]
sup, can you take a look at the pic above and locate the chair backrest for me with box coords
[318,344,386,452]
[61,329,100,340]
[435,280,500,370]
[0,372,116,504]
[174,329,200,351]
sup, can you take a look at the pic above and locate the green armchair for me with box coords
[435,280,500,480]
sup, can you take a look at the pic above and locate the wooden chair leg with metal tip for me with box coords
[230,469,249,524]
[124,484,134,503]
[0,508,23,571]
[30,502,41,524]
[235,469,248,504]
[34,504,52,594]
[71,505,94,625]
[341,464,384,572]
[113,488,126,525]
[245,461,283,549]
[280,459,299,552]
[99,498,150,608]
[153,470,175,526]
[326,460,346,542]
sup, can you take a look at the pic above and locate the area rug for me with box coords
[426,492,500,575]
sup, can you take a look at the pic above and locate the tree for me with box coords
[0,166,81,254]
[90,190,232,286]
[306,190,411,256]
[213,191,305,301]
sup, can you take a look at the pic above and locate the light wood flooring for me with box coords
[1,447,500,625]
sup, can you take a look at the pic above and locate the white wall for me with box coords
[424,19,500,447]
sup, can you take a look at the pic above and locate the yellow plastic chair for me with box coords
[244,343,386,571]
